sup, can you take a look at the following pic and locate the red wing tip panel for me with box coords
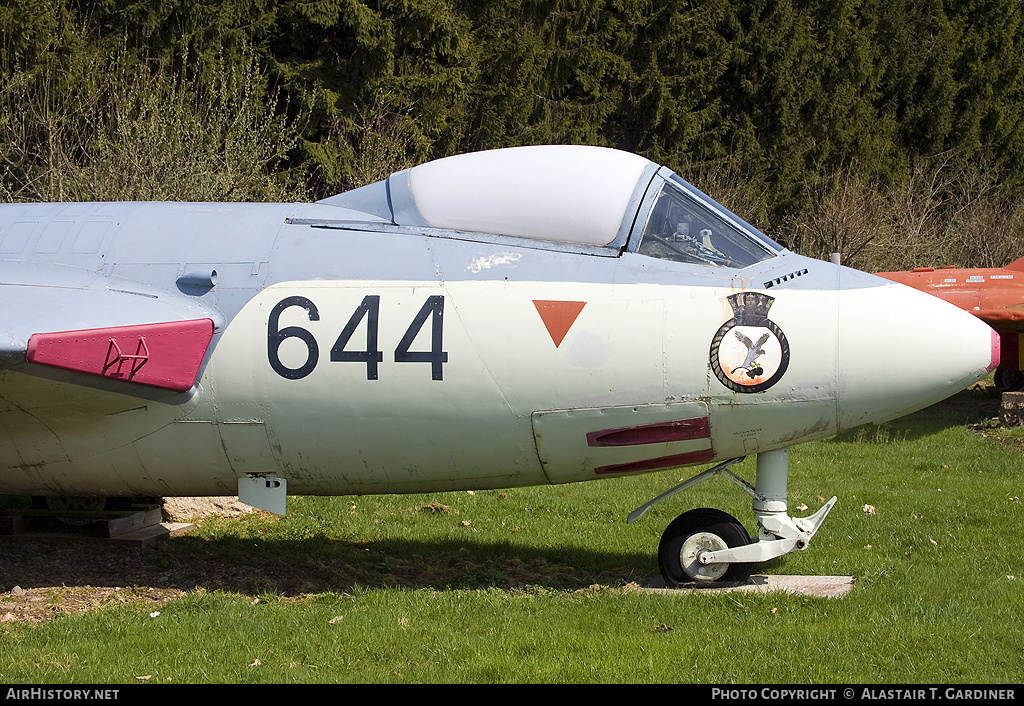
[26,319,215,392]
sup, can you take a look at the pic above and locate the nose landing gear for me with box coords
[632,448,836,587]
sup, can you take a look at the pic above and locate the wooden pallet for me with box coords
[0,503,193,547]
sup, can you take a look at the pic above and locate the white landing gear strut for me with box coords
[628,448,837,587]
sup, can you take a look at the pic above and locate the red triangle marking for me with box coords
[533,300,586,348]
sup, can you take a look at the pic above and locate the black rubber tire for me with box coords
[658,508,752,587]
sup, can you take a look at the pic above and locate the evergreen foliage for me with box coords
[2,0,1024,269]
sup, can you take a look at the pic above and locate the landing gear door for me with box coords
[532,401,713,485]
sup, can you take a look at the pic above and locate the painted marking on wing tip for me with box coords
[533,300,586,348]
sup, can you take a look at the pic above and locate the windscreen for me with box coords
[636,182,775,268]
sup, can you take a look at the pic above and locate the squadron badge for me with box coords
[709,292,790,393]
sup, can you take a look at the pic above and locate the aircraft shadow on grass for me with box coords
[2,535,678,596]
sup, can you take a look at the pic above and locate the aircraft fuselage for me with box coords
[0,200,995,498]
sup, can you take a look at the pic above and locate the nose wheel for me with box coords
[634,450,836,589]
[657,508,752,586]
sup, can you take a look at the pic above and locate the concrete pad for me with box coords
[643,574,854,598]
[111,522,195,547]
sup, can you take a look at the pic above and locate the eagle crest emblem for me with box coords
[709,292,790,393]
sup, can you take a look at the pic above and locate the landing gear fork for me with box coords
[632,447,837,586]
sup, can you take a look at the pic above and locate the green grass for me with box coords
[1,390,1021,683]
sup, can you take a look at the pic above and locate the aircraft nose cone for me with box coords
[837,268,997,430]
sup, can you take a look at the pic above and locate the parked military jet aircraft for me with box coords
[0,145,998,586]
[877,258,1024,390]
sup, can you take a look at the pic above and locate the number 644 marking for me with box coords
[268,295,448,381]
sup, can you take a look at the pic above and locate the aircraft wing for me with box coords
[0,262,221,393]
[972,307,1024,329]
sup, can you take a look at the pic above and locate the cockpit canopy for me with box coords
[320,145,782,269]
[637,174,779,268]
